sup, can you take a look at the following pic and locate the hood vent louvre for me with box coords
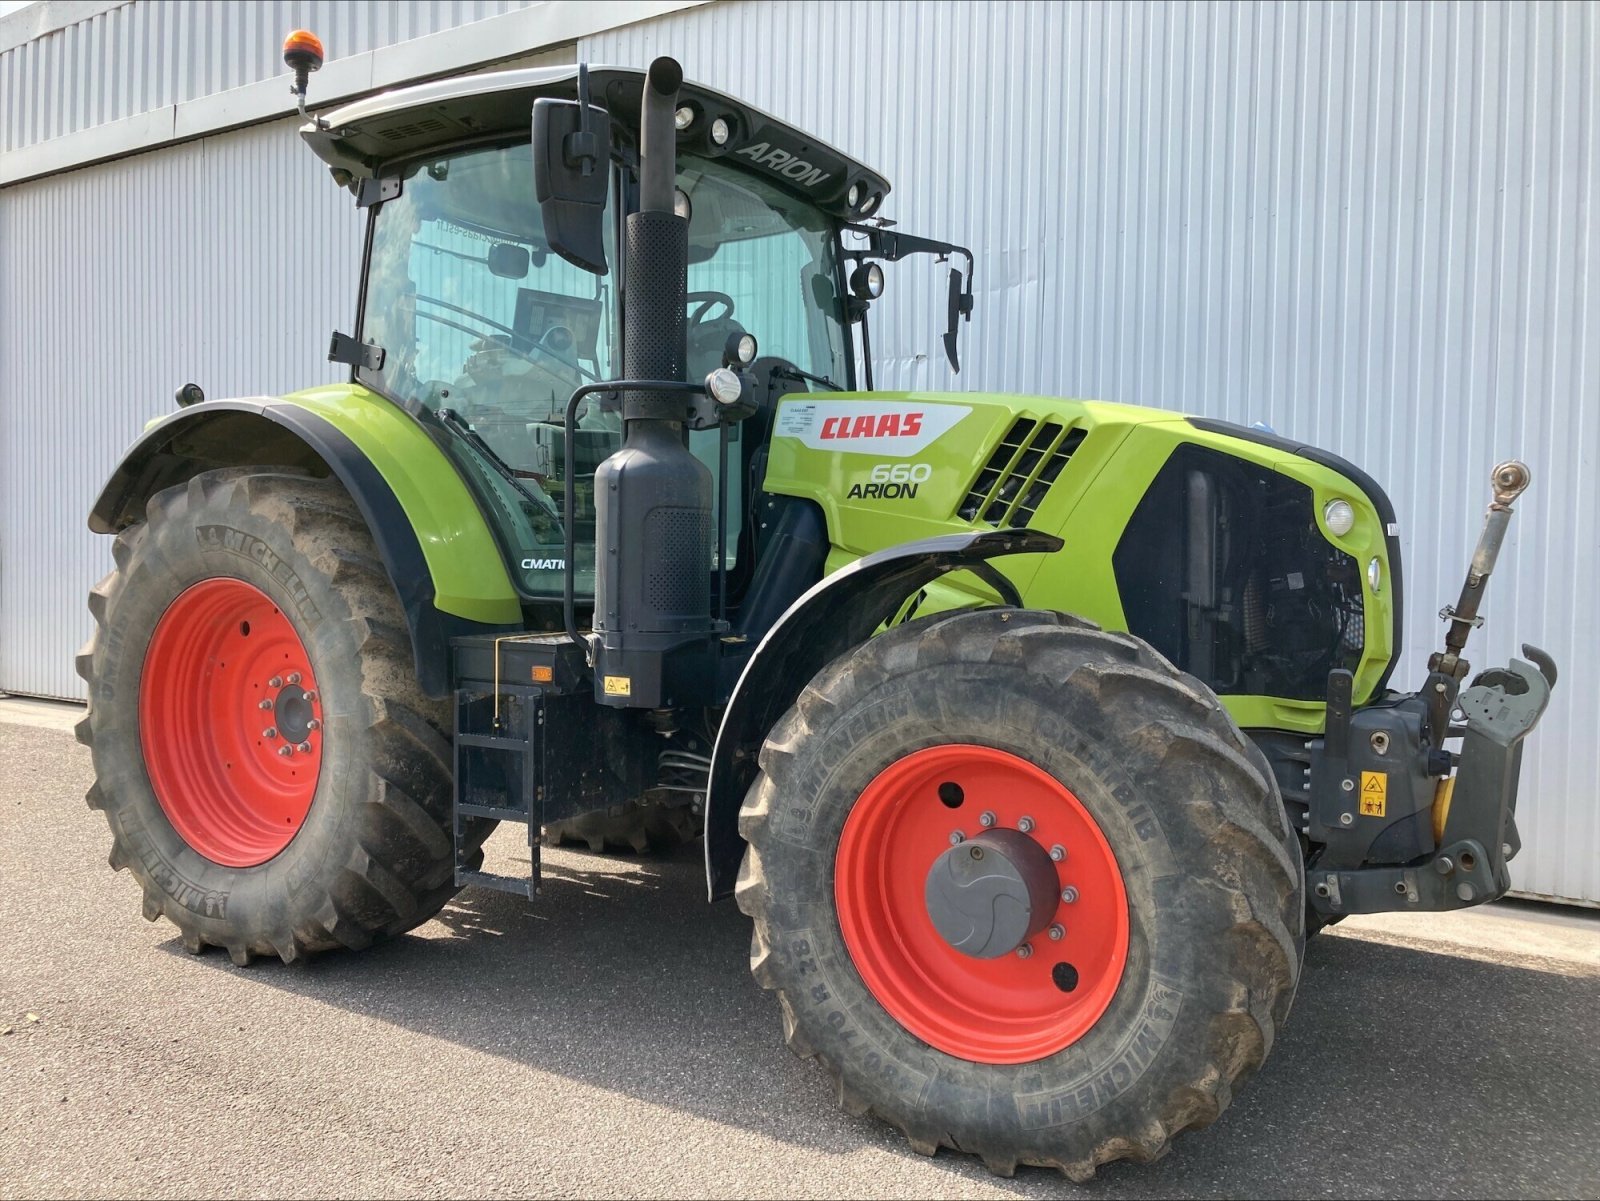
[957,419,1085,527]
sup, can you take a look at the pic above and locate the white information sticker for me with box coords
[774,400,972,458]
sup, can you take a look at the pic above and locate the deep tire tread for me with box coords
[544,803,700,855]
[79,468,490,965]
[736,608,1303,1179]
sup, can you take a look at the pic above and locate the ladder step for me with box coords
[458,802,534,822]
[455,868,533,898]
[456,733,528,749]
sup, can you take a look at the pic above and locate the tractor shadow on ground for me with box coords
[167,846,1600,1197]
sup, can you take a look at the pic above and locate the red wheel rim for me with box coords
[834,744,1129,1064]
[140,579,323,867]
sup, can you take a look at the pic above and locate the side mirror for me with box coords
[533,96,611,275]
[486,242,530,279]
[942,266,973,373]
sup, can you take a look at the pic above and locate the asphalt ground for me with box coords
[2,705,1598,1199]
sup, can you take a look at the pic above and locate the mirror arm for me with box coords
[842,222,976,375]
[567,63,599,176]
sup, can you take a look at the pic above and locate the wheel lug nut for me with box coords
[298,741,313,754]
[979,811,996,828]
[307,719,321,732]
[1061,886,1079,904]
[303,690,316,703]
[1048,924,1064,941]
[258,699,273,711]
[1049,844,1066,861]
[278,745,293,757]
[268,676,283,689]
[1018,815,1035,833]
[1015,944,1033,959]
[948,831,964,845]
[287,672,302,685]
[262,728,277,740]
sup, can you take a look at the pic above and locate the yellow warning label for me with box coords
[1360,770,1388,817]
[603,675,632,697]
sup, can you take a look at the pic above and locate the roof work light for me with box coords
[283,30,325,121]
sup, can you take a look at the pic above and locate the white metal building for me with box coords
[1,0,1595,903]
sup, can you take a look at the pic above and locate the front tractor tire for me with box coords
[77,469,487,964]
[736,609,1303,1179]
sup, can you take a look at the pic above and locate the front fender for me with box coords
[89,386,523,695]
[703,527,1062,899]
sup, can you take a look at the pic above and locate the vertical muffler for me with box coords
[591,57,715,708]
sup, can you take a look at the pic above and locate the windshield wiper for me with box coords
[773,365,845,392]
[436,407,562,524]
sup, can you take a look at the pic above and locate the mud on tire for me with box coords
[77,468,490,964]
[735,608,1304,1179]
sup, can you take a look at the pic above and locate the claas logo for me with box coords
[820,412,925,440]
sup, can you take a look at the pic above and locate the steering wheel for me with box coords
[413,295,602,383]
[687,291,735,325]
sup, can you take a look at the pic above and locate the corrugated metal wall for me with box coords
[0,0,541,152]
[0,0,1593,903]
[0,116,363,698]
[581,0,1600,904]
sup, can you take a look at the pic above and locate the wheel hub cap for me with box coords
[924,829,1059,958]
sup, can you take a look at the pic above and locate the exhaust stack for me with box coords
[590,57,715,708]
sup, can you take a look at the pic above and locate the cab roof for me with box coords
[301,64,890,220]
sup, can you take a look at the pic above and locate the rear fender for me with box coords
[703,528,1062,899]
[89,391,523,696]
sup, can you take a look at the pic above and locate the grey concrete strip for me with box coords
[1339,900,1600,970]
[3,722,1596,1199]
[0,695,86,733]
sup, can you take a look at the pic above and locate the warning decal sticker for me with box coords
[1359,771,1388,818]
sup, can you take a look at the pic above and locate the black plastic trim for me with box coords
[702,527,1063,900]
[1187,417,1405,696]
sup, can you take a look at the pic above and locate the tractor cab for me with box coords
[303,66,957,608]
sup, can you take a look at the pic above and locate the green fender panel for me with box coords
[281,385,521,624]
[91,383,522,627]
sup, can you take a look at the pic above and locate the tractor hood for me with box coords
[301,64,890,220]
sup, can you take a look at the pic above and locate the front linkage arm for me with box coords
[1306,461,1557,918]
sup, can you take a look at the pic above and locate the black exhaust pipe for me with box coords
[591,56,715,708]
[621,56,690,423]
[637,56,681,214]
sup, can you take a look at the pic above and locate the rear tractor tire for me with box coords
[736,608,1304,1179]
[76,468,490,964]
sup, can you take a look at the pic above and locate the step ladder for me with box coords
[452,678,545,900]
[448,631,652,903]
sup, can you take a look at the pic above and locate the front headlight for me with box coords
[1323,498,1356,537]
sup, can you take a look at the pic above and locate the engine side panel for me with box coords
[761,391,1396,733]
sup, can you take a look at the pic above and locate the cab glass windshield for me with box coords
[359,140,846,601]
[678,155,849,387]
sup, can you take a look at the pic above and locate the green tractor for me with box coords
[78,40,1554,1178]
